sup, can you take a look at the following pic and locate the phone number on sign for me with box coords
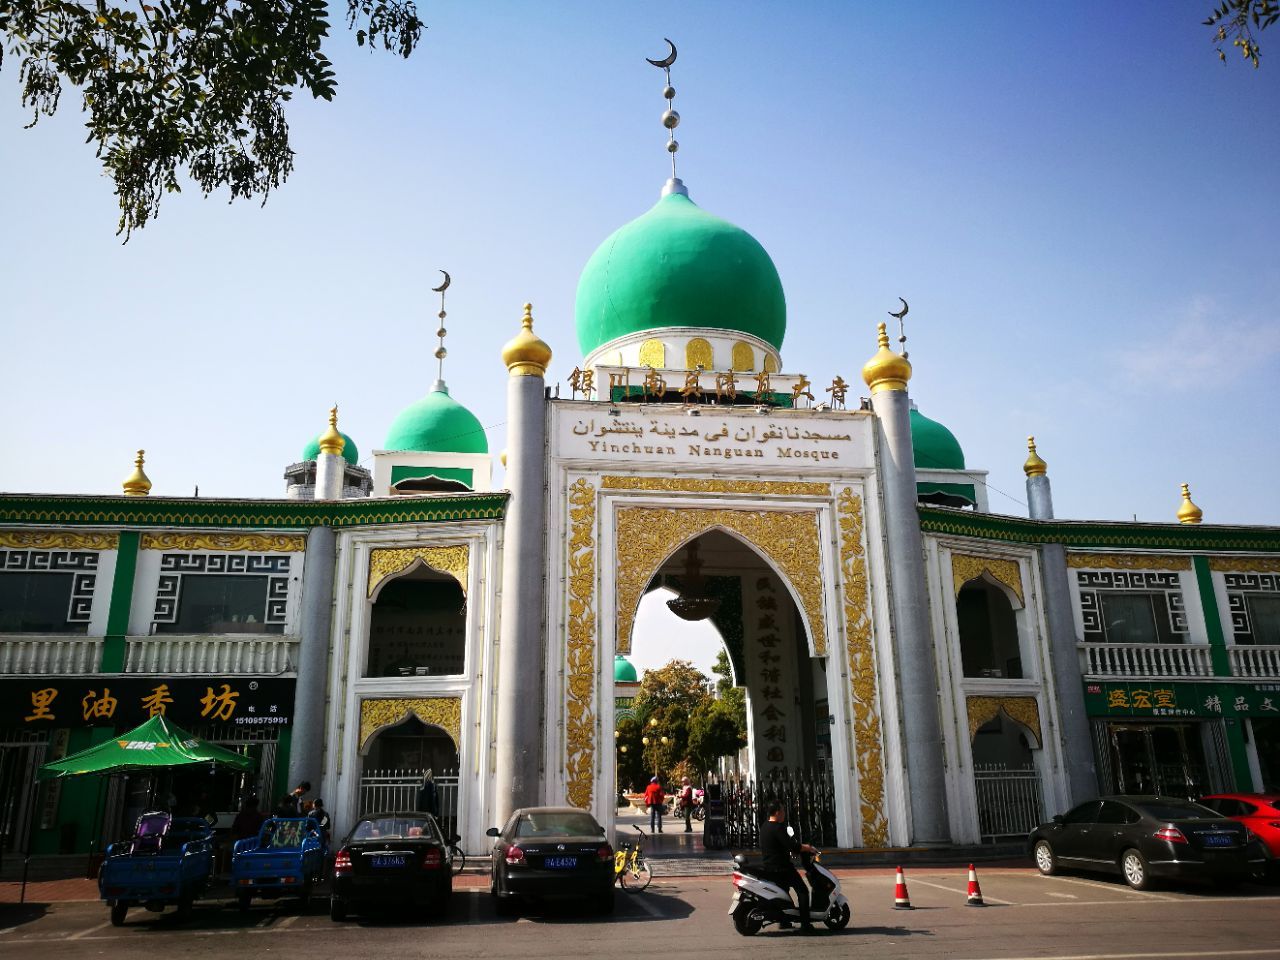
[233,715,291,725]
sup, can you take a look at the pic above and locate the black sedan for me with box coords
[1030,796,1266,890]
[487,806,614,915]
[330,812,456,921]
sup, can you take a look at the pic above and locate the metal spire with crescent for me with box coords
[888,297,909,359]
[432,269,451,387]
[647,39,687,197]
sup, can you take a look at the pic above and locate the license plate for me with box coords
[371,855,405,868]
[1203,834,1235,847]
[544,856,577,869]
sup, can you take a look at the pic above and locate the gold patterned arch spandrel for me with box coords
[141,533,305,552]
[614,506,826,656]
[359,697,462,752]
[836,488,888,848]
[685,338,713,370]
[638,339,665,369]
[564,478,598,810]
[0,531,119,550]
[731,341,755,372]
[951,554,1024,607]
[1066,552,1190,571]
[966,696,1041,747]
[367,544,470,598]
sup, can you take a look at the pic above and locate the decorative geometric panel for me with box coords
[1223,573,1280,592]
[685,338,713,370]
[1228,593,1250,637]
[0,549,99,624]
[1076,570,1181,591]
[1076,570,1188,643]
[638,339,665,369]
[151,553,291,627]
[1223,573,1280,644]
[731,341,755,372]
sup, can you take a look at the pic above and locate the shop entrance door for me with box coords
[1107,722,1210,798]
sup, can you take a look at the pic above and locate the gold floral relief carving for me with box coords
[836,487,889,848]
[0,531,119,550]
[1209,556,1280,574]
[565,478,598,810]
[601,476,830,497]
[731,341,755,372]
[951,554,1025,606]
[966,696,1041,746]
[638,339,666,369]
[141,532,305,553]
[614,506,826,656]
[367,544,470,598]
[763,355,779,374]
[358,697,462,752]
[1066,552,1190,571]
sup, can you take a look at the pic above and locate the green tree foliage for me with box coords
[1206,0,1278,67]
[687,697,747,775]
[0,0,423,237]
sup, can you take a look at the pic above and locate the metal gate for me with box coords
[357,768,459,840]
[0,734,47,860]
[715,768,837,849]
[974,763,1043,841]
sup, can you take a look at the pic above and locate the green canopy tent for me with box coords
[37,714,256,779]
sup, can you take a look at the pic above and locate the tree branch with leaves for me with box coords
[0,0,423,238]
[1205,0,1278,67]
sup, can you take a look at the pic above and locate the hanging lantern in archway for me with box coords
[666,540,721,622]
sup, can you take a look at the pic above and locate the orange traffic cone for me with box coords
[966,863,985,907]
[893,865,913,909]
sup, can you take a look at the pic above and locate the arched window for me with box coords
[685,338,713,370]
[731,341,755,372]
[957,579,1022,679]
[366,573,466,678]
[639,339,665,368]
[763,354,779,374]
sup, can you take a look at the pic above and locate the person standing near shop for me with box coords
[643,777,665,833]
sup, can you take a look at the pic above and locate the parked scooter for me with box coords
[729,850,851,935]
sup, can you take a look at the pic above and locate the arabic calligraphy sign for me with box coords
[552,404,872,472]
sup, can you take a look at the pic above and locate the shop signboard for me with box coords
[1084,680,1280,719]
[2,676,294,730]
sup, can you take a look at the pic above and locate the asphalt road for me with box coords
[3,868,1278,960]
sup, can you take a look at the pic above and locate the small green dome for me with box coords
[614,655,639,683]
[303,432,359,466]
[910,408,965,471]
[384,385,488,454]
[575,192,786,356]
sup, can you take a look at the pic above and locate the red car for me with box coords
[1199,793,1280,878]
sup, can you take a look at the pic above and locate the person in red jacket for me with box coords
[643,777,666,833]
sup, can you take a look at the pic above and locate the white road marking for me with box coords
[1038,874,1176,900]
[277,914,298,929]
[907,877,1013,905]
[67,920,111,940]
[1046,891,1078,899]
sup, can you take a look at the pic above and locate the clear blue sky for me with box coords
[2,1,1277,527]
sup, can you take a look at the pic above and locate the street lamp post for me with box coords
[614,729,628,808]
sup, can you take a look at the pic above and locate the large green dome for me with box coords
[614,655,638,683]
[910,408,965,471]
[302,432,359,466]
[575,192,786,356]
[384,386,488,454]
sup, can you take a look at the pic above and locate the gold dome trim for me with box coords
[317,406,346,457]
[122,450,152,497]
[1177,483,1203,525]
[860,323,912,394]
[1023,436,1048,477]
[502,303,553,377]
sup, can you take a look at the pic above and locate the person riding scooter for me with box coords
[759,800,819,934]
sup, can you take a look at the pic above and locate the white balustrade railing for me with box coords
[0,637,103,674]
[1228,645,1280,679]
[1078,642,1214,679]
[124,636,298,675]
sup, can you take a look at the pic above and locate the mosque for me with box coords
[2,48,1278,862]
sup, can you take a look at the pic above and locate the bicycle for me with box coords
[613,825,652,891]
[449,842,465,876]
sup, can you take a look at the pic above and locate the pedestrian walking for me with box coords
[643,776,665,833]
[678,776,695,832]
[416,769,440,818]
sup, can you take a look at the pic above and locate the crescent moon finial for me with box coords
[646,38,677,69]
[888,297,908,320]
[431,270,451,293]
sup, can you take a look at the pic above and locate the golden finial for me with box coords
[1024,435,1048,477]
[122,449,152,497]
[500,449,508,467]
[861,322,912,394]
[502,302,553,377]
[317,405,346,457]
[1176,483,1203,525]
